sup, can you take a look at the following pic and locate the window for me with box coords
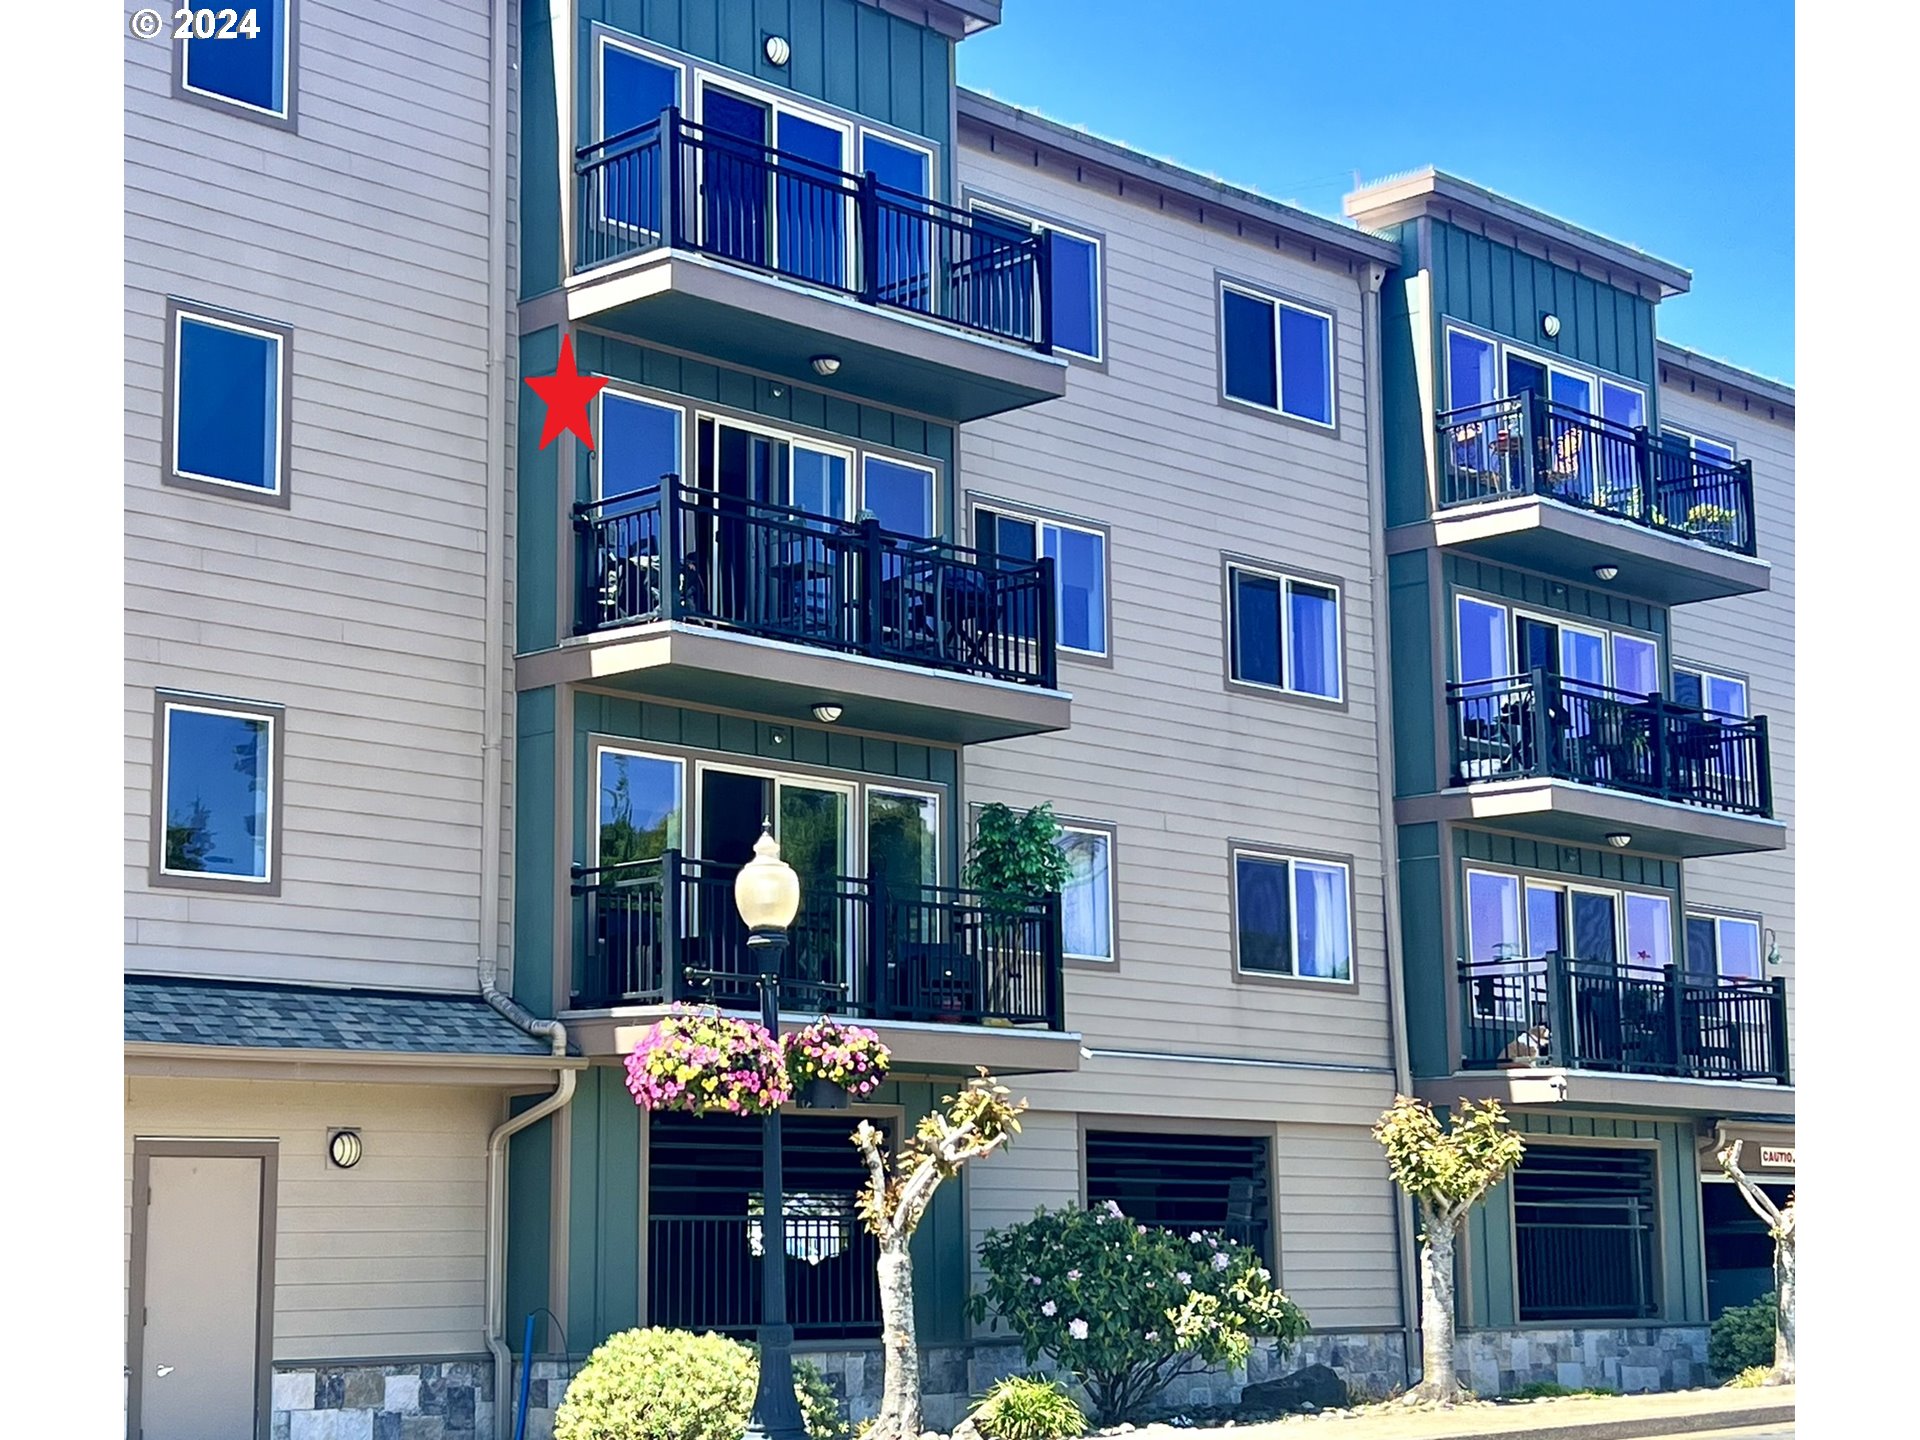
[975,505,1108,657]
[1514,1146,1660,1321]
[154,695,280,892]
[1443,324,1647,428]
[1454,595,1661,698]
[868,788,939,890]
[1232,850,1352,982]
[1226,563,1343,700]
[1686,913,1764,981]
[176,0,293,123]
[1661,425,1737,467]
[970,201,1103,361]
[1673,664,1750,718]
[1085,1131,1274,1264]
[1221,282,1334,426]
[166,303,289,502]
[598,392,685,499]
[861,456,936,538]
[1057,825,1114,962]
[1624,892,1673,970]
[596,748,685,867]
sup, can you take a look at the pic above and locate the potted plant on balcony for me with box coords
[963,802,1072,1023]
[623,1004,791,1116]
[784,1016,892,1109]
[1684,502,1740,545]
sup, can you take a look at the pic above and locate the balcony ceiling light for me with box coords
[811,703,843,724]
[810,355,842,377]
[1605,833,1632,849]
[1593,563,1620,582]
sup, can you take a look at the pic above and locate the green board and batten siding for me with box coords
[1428,221,1658,388]
[1462,1112,1706,1330]
[521,0,955,298]
[514,330,956,656]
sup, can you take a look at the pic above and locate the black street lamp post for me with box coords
[731,824,808,1440]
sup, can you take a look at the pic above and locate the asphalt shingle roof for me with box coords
[124,975,559,1057]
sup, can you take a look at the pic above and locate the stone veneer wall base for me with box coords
[270,1361,493,1440]
[1451,1326,1711,1396]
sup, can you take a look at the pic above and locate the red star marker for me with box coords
[525,334,610,450]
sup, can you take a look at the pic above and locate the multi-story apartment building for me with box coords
[123,5,1791,1439]
[1347,171,1794,1391]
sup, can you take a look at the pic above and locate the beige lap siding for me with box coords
[125,1078,500,1360]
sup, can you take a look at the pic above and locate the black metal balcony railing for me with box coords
[575,481,1058,688]
[569,850,1067,1028]
[575,108,1054,351]
[1437,391,1757,556]
[1447,669,1773,817]
[1458,953,1790,1084]
[648,1213,882,1342]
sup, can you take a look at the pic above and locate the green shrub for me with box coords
[1499,1381,1616,1400]
[553,1328,848,1440]
[970,1203,1308,1424]
[1709,1293,1778,1379]
[970,1376,1087,1440]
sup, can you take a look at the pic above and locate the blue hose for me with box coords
[512,1311,536,1440]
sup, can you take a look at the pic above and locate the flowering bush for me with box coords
[624,1005,790,1117]
[969,1202,1308,1424]
[783,1017,891,1100]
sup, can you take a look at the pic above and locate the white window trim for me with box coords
[968,198,1105,362]
[1465,867,1523,962]
[1524,879,1566,956]
[859,454,940,536]
[1442,321,1647,420]
[1057,823,1115,963]
[178,0,293,121]
[595,388,688,502]
[972,501,1111,658]
[1221,281,1338,429]
[1231,848,1355,984]
[170,307,287,497]
[591,744,687,867]
[1227,562,1345,702]
[1454,592,1662,694]
[158,699,277,885]
[1659,422,1738,463]
[1687,911,1765,980]
[1622,891,1675,971]
[865,783,944,886]
[697,410,858,518]
[1673,662,1751,719]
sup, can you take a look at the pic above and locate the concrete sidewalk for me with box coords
[1122,1386,1794,1440]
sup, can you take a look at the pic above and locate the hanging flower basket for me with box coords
[784,1017,892,1106]
[624,1005,790,1117]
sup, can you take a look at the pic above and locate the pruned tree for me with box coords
[853,1069,1027,1440]
[1717,1141,1795,1384]
[1374,1095,1525,1404]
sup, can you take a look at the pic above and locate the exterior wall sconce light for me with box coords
[1593,563,1619,582]
[810,703,843,724]
[1541,312,1562,339]
[1765,928,1782,966]
[328,1129,363,1169]
[1605,833,1632,849]
[764,34,791,67]
[810,355,841,377]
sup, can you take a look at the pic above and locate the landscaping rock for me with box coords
[1238,1363,1349,1416]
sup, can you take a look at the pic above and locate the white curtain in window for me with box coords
[1293,862,1350,979]
[1287,582,1340,697]
[1059,830,1111,960]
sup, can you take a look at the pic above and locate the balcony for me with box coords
[561,851,1078,1073]
[1457,953,1789,1086]
[520,481,1068,743]
[1412,670,1785,856]
[565,109,1068,423]
[1427,393,1769,604]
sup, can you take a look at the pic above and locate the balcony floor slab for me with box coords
[1398,779,1786,858]
[518,620,1071,744]
[1415,1067,1794,1119]
[562,1004,1083,1076]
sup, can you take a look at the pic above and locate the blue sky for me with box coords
[959,1,1795,382]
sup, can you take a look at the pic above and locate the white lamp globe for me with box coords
[734,823,801,931]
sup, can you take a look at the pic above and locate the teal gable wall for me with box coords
[514,686,558,1011]
[1441,555,1670,687]
[1387,550,1436,798]
[521,0,955,297]
[518,328,564,654]
[504,1098,559,1352]
[1429,221,1658,390]
[1378,222,1431,530]
[1396,821,1449,1078]
[1456,828,1680,895]
[1462,1111,1706,1330]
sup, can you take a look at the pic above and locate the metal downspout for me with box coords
[482,979,573,1440]
[1361,260,1422,1387]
